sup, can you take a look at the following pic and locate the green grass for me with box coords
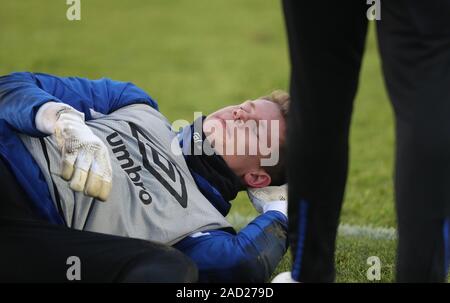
[271,236,397,283]
[1,0,440,282]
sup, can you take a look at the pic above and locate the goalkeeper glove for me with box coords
[35,102,112,201]
[247,184,288,217]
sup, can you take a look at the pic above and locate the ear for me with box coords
[243,170,271,188]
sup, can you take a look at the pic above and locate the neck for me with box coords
[180,117,244,207]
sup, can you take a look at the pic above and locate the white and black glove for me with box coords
[247,184,288,218]
[35,102,112,201]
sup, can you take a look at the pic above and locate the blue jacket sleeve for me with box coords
[0,72,158,136]
[174,211,288,282]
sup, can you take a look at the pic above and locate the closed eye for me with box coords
[241,101,254,113]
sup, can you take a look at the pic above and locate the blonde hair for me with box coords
[258,90,290,186]
[259,90,290,122]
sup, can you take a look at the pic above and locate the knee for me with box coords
[118,245,198,283]
[399,120,450,159]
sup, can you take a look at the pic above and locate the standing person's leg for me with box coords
[282,1,368,282]
[377,0,450,282]
[0,157,198,282]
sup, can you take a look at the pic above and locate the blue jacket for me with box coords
[0,72,288,282]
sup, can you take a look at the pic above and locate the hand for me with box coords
[247,184,287,217]
[36,102,112,201]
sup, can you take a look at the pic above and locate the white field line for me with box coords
[338,224,396,240]
[226,213,397,240]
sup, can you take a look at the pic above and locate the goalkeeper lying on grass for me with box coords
[0,72,289,282]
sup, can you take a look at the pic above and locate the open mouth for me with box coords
[220,117,232,137]
[214,116,228,136]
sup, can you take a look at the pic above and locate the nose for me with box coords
[233,108,247,121]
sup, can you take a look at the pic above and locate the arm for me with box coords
[0,72,158,136]
[174,211,288,282]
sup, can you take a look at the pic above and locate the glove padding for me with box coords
[36,102,112,201]
[247,184,288,217]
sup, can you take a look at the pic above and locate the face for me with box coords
[203,99,286,188]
